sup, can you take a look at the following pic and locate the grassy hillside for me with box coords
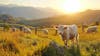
[27,10,100,26]
[0,26,100,56]
[0,10,100,26]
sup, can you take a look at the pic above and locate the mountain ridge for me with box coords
[0,4,62,19]
[27,9,100,26]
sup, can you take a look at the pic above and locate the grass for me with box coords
[0,26,100,56]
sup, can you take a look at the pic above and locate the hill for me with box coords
[0,8,100,26]
[0,4,61,19]
[27,10,100,26]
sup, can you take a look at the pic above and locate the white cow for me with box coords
[86,26,97,33]
[56,24,79,46]
[22,26,32,33]
[42,29,48,35]
[11,27,17,32]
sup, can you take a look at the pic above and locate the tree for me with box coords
[0,14,15,23]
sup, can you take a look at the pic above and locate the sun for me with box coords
[60,0,81,14]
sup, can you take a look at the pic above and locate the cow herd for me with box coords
[2,24,98,47]
[9,26,32,33]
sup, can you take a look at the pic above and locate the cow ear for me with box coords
[64,27,67,29]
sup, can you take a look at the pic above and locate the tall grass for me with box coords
[0,27,99,56]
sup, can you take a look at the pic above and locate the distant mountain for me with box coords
[0,4,100,26]
[25,10,100,26]
[0,4,62,19]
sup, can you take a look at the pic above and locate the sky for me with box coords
[0,0,100,12]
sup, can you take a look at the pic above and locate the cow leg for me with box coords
[65,40,67,46]
[75,34,79,45]
[64,40,69,48]
[71,39,75,46]
[62,38,68,47]
[55,30,58,36]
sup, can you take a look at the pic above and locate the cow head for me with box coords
[56,25,67,35]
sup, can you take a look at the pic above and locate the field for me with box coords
[0,26,100,56]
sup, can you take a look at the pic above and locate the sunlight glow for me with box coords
[59,0,82,14]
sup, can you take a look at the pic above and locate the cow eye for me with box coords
[64,27,67,29]
[56,26,58,28]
